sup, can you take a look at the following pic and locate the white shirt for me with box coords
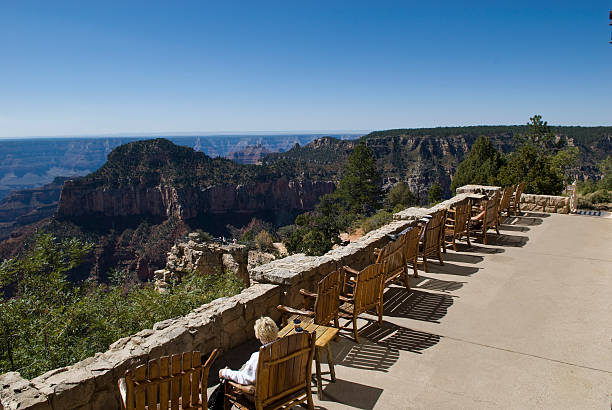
[221,351,259,385]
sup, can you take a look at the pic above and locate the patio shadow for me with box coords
[421,260,479,276]
[321,379,384,409]
[412,275,466,293]
[439,252,484,264]
[360,321,441,354]
[383,288,453,323]
[488,233,529,247]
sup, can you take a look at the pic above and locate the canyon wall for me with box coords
[56,178,336,220]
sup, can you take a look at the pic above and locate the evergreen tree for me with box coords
[428,182,443,205]
[450,136,505,193]
[335,142,382,214]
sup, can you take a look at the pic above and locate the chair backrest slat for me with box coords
[146,360,159,410]
[133,365,147,410]
[170,354,181,410]
[313,270,341,326]
[159,356,170,410]
[514,182,525,203]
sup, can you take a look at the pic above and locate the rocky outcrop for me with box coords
[56,178,335,220]
[154,232,250,291]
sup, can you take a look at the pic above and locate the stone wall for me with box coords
[520,194,570,214]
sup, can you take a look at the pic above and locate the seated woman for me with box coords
[218,316,279,385]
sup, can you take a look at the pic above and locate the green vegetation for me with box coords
[451,115,583,196]
[450,136,506,192]
[384,182,418,209]
[428,182,443,205]
[0,234,243,379]
[576,156,612,209]
[285,143,383,255]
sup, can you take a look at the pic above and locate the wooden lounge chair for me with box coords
[118,349,218,410]
[276,270,341,328]
[223,332,316,410]
[509,182,525,216]
[498,186,514,223]
[443,200,471,252]
[471,192,500,245]
[339,263,384,343]
[419,209,447,273]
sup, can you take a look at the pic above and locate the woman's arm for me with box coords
[220,352,259,385]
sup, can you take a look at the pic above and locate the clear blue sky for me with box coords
[0,1,610,138]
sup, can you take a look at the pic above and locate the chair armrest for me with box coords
[339,294,353,303]
[299,289,317,299]
[447,208,456,214]
[276,305,314,318]
[118,378,127,408]
[343,266,359,275]
[227,381,256,395]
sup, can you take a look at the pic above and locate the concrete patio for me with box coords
[211,211,612,409]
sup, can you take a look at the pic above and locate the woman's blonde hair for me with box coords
[254,317,279,344]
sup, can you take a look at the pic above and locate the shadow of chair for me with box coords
[224,332,316,410]
[438,252,484,265]
[412,275,466,293]
[321,379,384,410]
[487,233,529,248]
[119,349,218,410]
[382,287,453,323]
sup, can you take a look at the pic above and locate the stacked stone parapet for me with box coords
[520,194,570,214]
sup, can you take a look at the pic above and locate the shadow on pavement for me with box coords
[412,275,466,293]
[383,288,453,323]
[321,378,384,409]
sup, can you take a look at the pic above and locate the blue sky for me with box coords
[0,1,610,138]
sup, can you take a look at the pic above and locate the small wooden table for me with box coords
[278,317,339,399]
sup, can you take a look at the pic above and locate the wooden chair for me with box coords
[443,200,471,252]
[402,225,422,278]
[509,182,525,216]
[497,186,514,223]
[339,263,384,343]
[276,269,342,328]
[118,349,218,410]
[418,209,447,273]
[223,332,316,410]
[373,234,410,292]
[470,192,500,245]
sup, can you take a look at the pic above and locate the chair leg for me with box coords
[442,239,447,253]
[438,248,444,266]
[377,302,383,327]
[422,254,428,273]
[412,256,418,277]
[466,228,471,247]
[326,344,336,382]
[452,235,458,252]
[353,316,360,344]
[306,378,315,410]
[483,228,487,245]
[403,269,410,290]
[314,348,323,400]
